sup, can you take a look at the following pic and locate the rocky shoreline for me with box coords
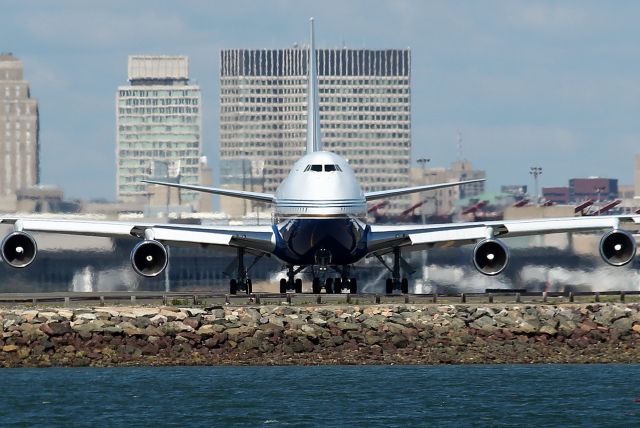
[1,303,640,367]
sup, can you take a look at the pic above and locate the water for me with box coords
[0,365,639,427]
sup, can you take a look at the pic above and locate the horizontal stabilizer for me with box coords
[142,180,275,203]
[364,178,485,201]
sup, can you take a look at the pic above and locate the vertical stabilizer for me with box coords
[306,18,322,154]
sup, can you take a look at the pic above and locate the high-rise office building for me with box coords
[116,55,202,207]
[220,48,411,215]
[0,54,39,210]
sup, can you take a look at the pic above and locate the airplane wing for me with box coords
[364,178,485,201]
[0,218,276,254]
[366,214,640,255]
[142,180,275,204]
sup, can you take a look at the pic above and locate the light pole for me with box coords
[257,165,266,225]
[530,166,543,205]
[241,159,247,216]
[416,158,430,222]
[242,153,253,218]
[594,185,605,215]
[416,158,430,292]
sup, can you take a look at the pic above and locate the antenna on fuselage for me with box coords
[306,17,322,154]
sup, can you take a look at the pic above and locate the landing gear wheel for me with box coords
[279,278,287,294]
[312,278,321,294]
[349,278,357,294]
[295,278,303,293]
[230,279,238,295]
[247,279,253,294]
[334,278,343,294]
[401,278,409,294]
[325,278,334,294]
[385,278,393,294]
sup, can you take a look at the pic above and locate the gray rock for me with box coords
[469,315,498,332]
[336,322,360,331]
[594,305,629,325]
[515,318,539,334]
[612,317,633,334]
[238,337,261,352]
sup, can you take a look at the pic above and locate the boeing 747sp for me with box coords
[2,19,640,294]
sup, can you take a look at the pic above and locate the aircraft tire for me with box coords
[401,278,409,294]
[279,278,287,294]
[385,278,393,294]
[230,279,238,295]
[349,278,357,294]
[247,279,252,294]
[295,278,303,293]
[325,278,334,294]
[312,278,321,294]
[335,278,342,294]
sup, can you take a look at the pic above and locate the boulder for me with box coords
[336,322,360,332]
[40,322,73,337]
[611,317,633,335]
[469,315,498,333]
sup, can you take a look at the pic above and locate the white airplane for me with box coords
[2,19,639,295]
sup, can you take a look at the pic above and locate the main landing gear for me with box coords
[320,277,357,294]
[279,265,358,294]
[228,247,258,295]
[279,265,304,293]
[376,247,412,294]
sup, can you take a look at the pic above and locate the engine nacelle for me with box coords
[473,238,509,276]
[1,231,37,268]
[599,229,636,267]
[130,240,168,277]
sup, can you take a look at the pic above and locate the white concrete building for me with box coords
[0,54,39,211]
[116,56,202,207]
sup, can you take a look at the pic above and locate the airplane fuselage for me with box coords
[271,151,370,266]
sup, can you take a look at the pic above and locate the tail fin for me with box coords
[306,17,322,154]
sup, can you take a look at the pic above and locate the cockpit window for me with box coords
[304,164,342,172]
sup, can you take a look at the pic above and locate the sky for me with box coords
[2,0,640,201]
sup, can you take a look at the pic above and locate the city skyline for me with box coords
[3,1,640,201]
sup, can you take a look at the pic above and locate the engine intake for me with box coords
[130,240,168,277]
[473,238,509,276]
[599,229,636,267]
[1,231,37,268]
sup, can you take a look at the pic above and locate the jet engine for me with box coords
[130,240,168,277]
[599,229,636,267]
[1,231,37,268]
[473,238,509,276]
